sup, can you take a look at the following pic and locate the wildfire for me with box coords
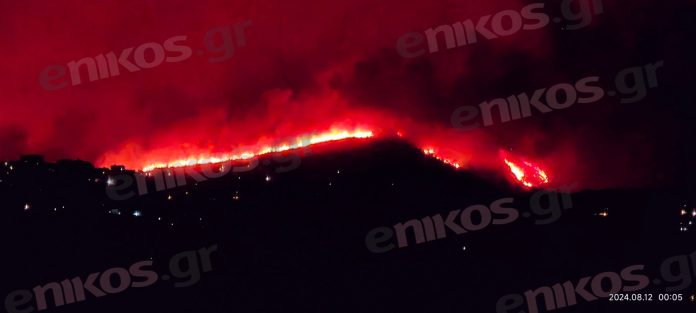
[141,128,374,172]
[422,148,462,169]
[422,147,549,188]
[500,150,549,188]
[108,124,551,190]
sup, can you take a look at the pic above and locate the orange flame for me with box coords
[422,147,462,169]
[421,147,550,188]
[500,150,549,188]
[104,125,551,190]
[140,128,374,172]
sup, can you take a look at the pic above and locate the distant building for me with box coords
[56,159,94,169]
[110,165,126,172]
[54,159,96,177]
[20,155,44,165]
[107,165,134,176]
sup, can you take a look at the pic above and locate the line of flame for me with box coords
[141,128,374,172]
[422,148,462,169]
[423,147,549,188]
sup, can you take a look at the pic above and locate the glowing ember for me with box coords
[141,128,374,172]
[500,150,549,188]
[422,147,462,169]
[421,147,550,188]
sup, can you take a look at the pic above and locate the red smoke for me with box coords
[0,0,685,190]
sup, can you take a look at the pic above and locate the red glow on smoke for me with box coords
[0,0,672,190]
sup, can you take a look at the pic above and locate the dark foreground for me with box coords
[0,140,694,313]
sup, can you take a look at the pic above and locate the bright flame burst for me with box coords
[500,150,549,188]
[141,128,374,172]
[422,148,462,169]
[422,147,550,188]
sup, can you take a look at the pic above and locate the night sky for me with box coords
[0,0,693,189]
